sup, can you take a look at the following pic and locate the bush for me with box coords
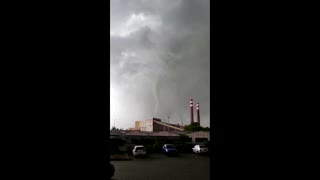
[204,141,210,147]
[145,145,154,153]
[152,141,162,153]
[175,143,194,153]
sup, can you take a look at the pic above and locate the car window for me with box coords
[166,145,174,148]
[136,147,145,150]
[200,145,206,148]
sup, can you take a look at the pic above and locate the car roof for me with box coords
[134,145,145,147]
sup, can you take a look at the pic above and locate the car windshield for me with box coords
[166,145,175,148]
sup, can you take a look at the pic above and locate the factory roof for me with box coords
[110,130,209,137]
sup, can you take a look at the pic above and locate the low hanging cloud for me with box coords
[111,13,162,38]
[111,0,210,129]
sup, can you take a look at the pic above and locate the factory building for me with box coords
[128,117,184,132]
[128,98,203,132]
[110,129,210,143]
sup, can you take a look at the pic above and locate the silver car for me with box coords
[132,145,147,157]
[192,144,208,154]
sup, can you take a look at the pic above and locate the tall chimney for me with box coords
[197,102,200,126]
[190,98,194,124]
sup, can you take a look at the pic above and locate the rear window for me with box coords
[166,145,175,148]
[199,145,206,148]
[136,147,145,150]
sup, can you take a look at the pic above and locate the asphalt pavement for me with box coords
[111,153,210,180]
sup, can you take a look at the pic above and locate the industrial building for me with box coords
[128,98,203,132]
[114,98,209,143]
[110,129,210,143]
[128,118,184,132]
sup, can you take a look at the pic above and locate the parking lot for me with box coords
[111,153,210,180]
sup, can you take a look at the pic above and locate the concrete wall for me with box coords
[186,131,210,143]
[136,119,153,132]
[129,118,185,132]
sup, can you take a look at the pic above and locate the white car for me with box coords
[132,145,147,157]
[192,145,208,154]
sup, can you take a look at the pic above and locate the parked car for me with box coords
[162,144,178,156]
[110,163,115,178]
[192,144,208,155]
[132,145,147,157]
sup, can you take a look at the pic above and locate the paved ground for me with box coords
[111,153,210,180]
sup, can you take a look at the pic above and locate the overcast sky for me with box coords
[110,0,210,129]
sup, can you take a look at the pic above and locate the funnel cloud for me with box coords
[111,0,210,129]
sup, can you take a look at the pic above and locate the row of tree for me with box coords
[111,126,124,131]
[183,123,210,131]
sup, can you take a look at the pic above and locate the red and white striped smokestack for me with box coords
[197,102,200,126]
[190,98,194,124]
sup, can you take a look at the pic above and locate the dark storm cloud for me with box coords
[111,0,210,129]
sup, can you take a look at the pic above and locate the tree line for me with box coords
[183,122,210,131]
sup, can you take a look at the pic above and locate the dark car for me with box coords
[110,163,115,178]
[162,144,178,156]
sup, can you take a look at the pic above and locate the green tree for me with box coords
[184,123,202,131]
[184,123,210,131]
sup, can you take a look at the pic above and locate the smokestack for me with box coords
[197,102,200,126]
[190,98,194,124]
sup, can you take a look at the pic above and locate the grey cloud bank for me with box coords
[111,0,210,129]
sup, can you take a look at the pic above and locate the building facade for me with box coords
[110,129,210,143]
[129,117,184,132]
